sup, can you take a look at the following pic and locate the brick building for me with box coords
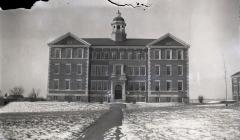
[232,71,240,101]
[47,11,190,102]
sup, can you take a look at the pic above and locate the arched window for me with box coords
[117,25,120,30]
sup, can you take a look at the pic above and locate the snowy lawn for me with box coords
[0,101,109,140]
[121,104,240,140]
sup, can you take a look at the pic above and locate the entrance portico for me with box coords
[110,64,126,102]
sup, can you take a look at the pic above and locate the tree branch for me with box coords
[107,0,151,8]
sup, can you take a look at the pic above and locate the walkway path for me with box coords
[79,103,125,140]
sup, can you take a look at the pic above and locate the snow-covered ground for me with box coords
[125,102,183,110]
[121,104,240,140]
[0,101,109,113]
[0,101,109,139]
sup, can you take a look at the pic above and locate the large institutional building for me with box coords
[47,11,190,102]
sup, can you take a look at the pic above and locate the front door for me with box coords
[115,85,122,99]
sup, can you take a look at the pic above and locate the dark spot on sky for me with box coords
[0,0,49,10]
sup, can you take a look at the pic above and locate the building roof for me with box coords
[232,71,240,77]
[113,10,125,22]
[83,38,154,46]
[48,32,190,48]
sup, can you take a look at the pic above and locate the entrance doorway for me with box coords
[115,85,122,99]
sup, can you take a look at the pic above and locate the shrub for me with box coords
[198,96,204,104]
[28,88,40,99]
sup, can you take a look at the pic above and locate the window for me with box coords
[91,81,96,90]
[76,96,81,101]
[115,65,122,75]
[166,65,172,76]
[132,51,137,60]
[128,66,146,76]
[140,66,146,76]
[233,85,238,95]
[134,67,140,76]
[91,51,96,59]
[166,80,172,91]
[155,65,160,75]
[104,51,109,59]
[54,63,60,74]
[65,48,72,58]
[53,96,58,100]
[140,82,146,91]
[120,51,125,59]
[154,50,161,59]
[65,64,71,74]
[141,52,146,60]
[128,67,134,76]
[233,78,238,83]
[165,49,172,60]
[178,81,183,91]
[91,65,108,76]
[128,82,134,91]
[91,80,108,90]
[102,81,108,90]
[100,51,105,59]
[155,80,160,91]
[65,79,71,90]
[129,81,145,91]
[128,52,133,59]
[77,48,83,58]
[112,51,117,59]
[76,79,82,89]
[133,82,139,91]
[136,52,141,60]
[52,48,61,58]
[177,50,183,60]
[77,64,82,75]
[177,65,183,76]
[96,52,101,59]
[53,79,59,89]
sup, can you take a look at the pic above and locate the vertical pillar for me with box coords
[122,82,126,101]
[121,65,124,75]
[110,81,114,102]
[147,46,151,102]
[113,65,116,75]
[85,47,90,102]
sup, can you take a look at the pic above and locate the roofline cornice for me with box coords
[48,44,90,48]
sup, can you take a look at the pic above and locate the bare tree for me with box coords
[28,88,40,99]
[10,87,24,97]
[107,0,151,9]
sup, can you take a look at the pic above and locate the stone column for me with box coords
[122,82,126,101]
[110,81,114,102]
[147,46,151,102]
[121,65,124,75]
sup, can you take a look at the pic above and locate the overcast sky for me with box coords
[0,0,239,100]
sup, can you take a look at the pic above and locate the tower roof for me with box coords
[113,10,125,22]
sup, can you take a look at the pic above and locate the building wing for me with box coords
[148,33,190,48]
[48,32,91,46]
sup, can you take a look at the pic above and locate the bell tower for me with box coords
[111,10,127,42]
